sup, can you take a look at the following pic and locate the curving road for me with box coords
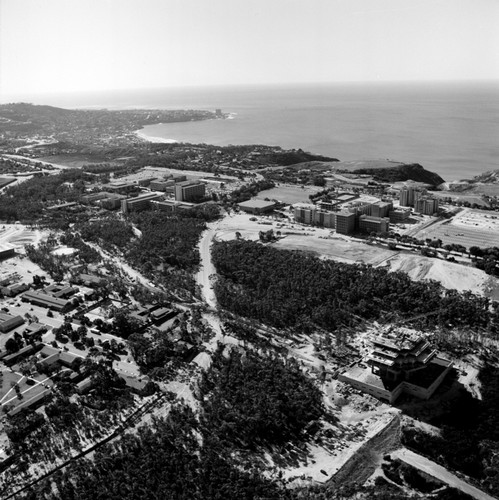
[392,448,497,500]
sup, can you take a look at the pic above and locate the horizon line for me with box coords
[2,78,498,101]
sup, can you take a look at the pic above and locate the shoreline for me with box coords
[134,130,178,144]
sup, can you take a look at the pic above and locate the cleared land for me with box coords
[258,184,322,204]
[413,208,499,249]
[384,254,490,294]
[274,235,396,266]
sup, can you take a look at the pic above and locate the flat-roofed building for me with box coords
[389,208,411,223]
[150,179,175,192]
[293,204,316,224]
[399,186,415,207]
[371,201,393,218]
[121,193,163,213]
[138,177,158,187]
[414,197,439,216]
[314,210,336,228]
[335,212,356,235]
[81,192,126,209]
[171,174,187,183]
[106,182,137,195]
[239,199,276,214]
[316,200,341,211]
[359,215,390,234]
[76,273,105,288]
[175,180,206,202]
[0,244,15,261]
[400,186,427,207]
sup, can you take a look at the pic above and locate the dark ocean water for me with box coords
[19,82,499,182]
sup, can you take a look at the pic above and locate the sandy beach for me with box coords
[134,130,178,144]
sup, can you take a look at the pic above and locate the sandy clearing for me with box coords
[282,409,399,484]
[453,357,483,400]
[384,253,490,294]
[162,381,198,412]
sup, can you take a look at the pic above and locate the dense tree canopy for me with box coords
[201,348,323,447]
[212,240,496,333]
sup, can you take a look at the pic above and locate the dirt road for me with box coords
[196,225,218,309]
[392,448,496,500]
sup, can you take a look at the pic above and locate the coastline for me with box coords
[134,130,178,144]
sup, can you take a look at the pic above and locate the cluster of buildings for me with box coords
[294,199,400,235]
[399,185,439,215]
[339,328,452,404]
[293,184,440,234]
[82,176,207,214]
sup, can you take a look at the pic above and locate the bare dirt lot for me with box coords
[258,184,322,204]
[274,234,396,266]
[413,209,499,249]
[211,212,499,295]
[384,253,490,294]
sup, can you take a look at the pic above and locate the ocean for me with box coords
[15,81,499,182]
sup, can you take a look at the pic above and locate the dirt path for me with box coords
[392,448,497,500]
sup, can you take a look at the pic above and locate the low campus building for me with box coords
[389,208,411,223]
[0,313,24,333]
[238,199,276,215]
[22,291,70,311]
[121,193,164,213]
[358,215,390,234]
[0,244,16,261]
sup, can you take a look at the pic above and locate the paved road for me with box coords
[392,448,497,500]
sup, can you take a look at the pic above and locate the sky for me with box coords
[1,0,498,99]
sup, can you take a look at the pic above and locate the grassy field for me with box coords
[0,371,23,401]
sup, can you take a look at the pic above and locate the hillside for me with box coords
[353,163,445,186]
[0,103,217,142]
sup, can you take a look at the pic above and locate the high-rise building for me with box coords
[335,212,356,235]
[400,186,427,207]
[371,201,393,218]
[414,197,439,215]
[175,181,206,202]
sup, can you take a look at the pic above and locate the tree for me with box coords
[5,337,20,353]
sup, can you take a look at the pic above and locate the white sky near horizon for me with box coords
[0,0,498,99]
